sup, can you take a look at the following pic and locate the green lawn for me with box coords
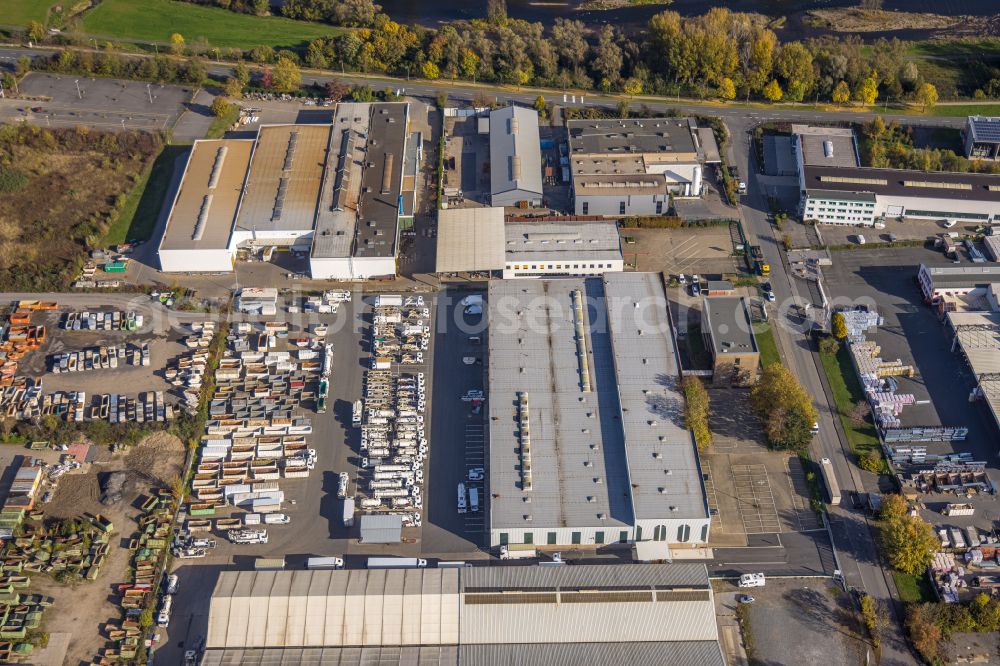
[2,0,57,26]
[103,144,185,246]
[205,104,241,139]
[82,0,344,50]
[819,344,881,454]
[753,323,781,368]
[892,570,937,604]
[932,103,1000,117]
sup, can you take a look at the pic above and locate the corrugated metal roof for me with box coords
[461,562,708,591]
[459,641,724,666]
[201,645,460,665]
[434,207,506,273]
[360,514,403,543]
[504,220,622,263]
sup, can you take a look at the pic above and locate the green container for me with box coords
[103,261,127,273]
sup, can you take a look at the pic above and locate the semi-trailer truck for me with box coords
[367,557,428,569]
[820,458,841,505]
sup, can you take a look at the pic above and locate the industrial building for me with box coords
[917,264,1000,307]
[201,564,725,665]
[503,220,623,278]
[794,125,1000,226]
[157,103,411,279]
[309,103,410,280]
[487,274,710,550]
[948,310,1000,448]
[702,296,759,387]
[489,105,543,207]
[567,117,714,216]
[434,207,507,274]
[434,210,623,278]
[965,116,1000,161]
[157,139,253,273]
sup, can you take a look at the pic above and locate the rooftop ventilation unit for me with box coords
[207,145,227,189]
[192,194,213,241]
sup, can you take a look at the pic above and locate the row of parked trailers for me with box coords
[60,310,143,331]
[354,296,430,528]
[48,342,149,373]
[186,323,326,533]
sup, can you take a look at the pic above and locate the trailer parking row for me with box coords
[60,310,144,332]
[48,343,149,373]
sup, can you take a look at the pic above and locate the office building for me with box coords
[702,296,759,387]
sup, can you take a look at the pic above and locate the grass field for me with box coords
[81,0,344,50]
[3,0,57,26]
[892,570,936,604]
[753,323,781,368]
[932,103,1000,117]
[103,145,185,246]
[819,344,881,455]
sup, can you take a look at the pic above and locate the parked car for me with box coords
[738,594,755,604]
[765,289,776,302]
[464,304,483,316]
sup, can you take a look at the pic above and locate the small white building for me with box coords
[236,287,277,316]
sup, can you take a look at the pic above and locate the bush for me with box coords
[859,449,884,474]
[819,336,840,355]
[682,376,712,450]
[0,167,28,193]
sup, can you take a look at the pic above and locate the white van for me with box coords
[856,234,866,245]
[469,487,480,513]
[457,483,467,514]
[738,573,766,588]
[460,294,483,307]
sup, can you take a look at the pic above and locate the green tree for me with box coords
[271,57,301,93]
[210,96,233,117]
[915,82,938,111]
[623,77,643,97]
[970,593,1000,632]
[762,79,783,102]
[860,594,884,650]
[855,71,879,106]
[27,21,46,44]
[682,376,712,450]
[305,40,328,69]
[170,33,186,56]
[223,77,243,98]
[233,62,251,88]
[718,77,736,100]
[533,95,547,119]
[832,80,851,105]
[616,100,630,119]
[184,58,206,84]
[831,312,848,340]
[751,364,818,453]
[859,449,884,474]
[879,494,937,576]
[421,60,440,80]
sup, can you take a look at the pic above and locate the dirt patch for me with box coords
[806,9,961,33]
[0,125,162,291]
[29,432,185,666]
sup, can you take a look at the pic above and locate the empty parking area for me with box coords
[627,224,742,277]
[732,464,781,534]
[3,73,192,131]
[785,458,822,532]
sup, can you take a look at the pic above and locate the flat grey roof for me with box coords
[160,139,253,251]
[435,207,506,273]
[359,513,402,543]
[504,220,622,263]
[921,263,1000,286]
[354,103,407,258]
[462,561,709,591]
[702,296,758,357]
[310,103,369,260]
[487,275,707,530]
[309,103,407,260]
[791,125,859,168]
[489,105,543,198]
[568,117,698,157]
[235,124,332,235]
[487,278,633,530]
[803,165,1000,203]
[604,273,707,521]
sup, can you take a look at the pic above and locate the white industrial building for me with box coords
[157,103,411,280]
[503,220,623,278]
[795,125,1000,226]
[489,105,543,207]
[157,139,253,273]
[568,117,713,217]
[434,210,623,278]
[201,565,725,665]
[917,264,1000,305]
[487,274,710,550]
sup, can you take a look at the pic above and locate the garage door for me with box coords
[886,205,904,216]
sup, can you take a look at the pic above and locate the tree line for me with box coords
[173,0,382,27]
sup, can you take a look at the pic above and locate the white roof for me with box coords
[489,106,543,198]
[435,207,506,272]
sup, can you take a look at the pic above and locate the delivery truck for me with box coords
[820,458,841,505]
[367,557,428,569]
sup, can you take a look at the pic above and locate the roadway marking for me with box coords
[785,457,822,532]
[732,464,780,534]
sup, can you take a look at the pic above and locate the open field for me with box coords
[81,0,346,50]
[0,124,162,290]
[104,144,186,245]
[1,0,56,26]
[819,344,881,456]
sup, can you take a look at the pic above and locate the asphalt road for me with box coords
[727,127,915,664]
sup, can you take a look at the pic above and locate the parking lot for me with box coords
[0,73,192,132]
[701,389,824,547]
[716,577,866,666]
[626,224,744,277]
[441,113,491,207]
[818,216,983,246]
